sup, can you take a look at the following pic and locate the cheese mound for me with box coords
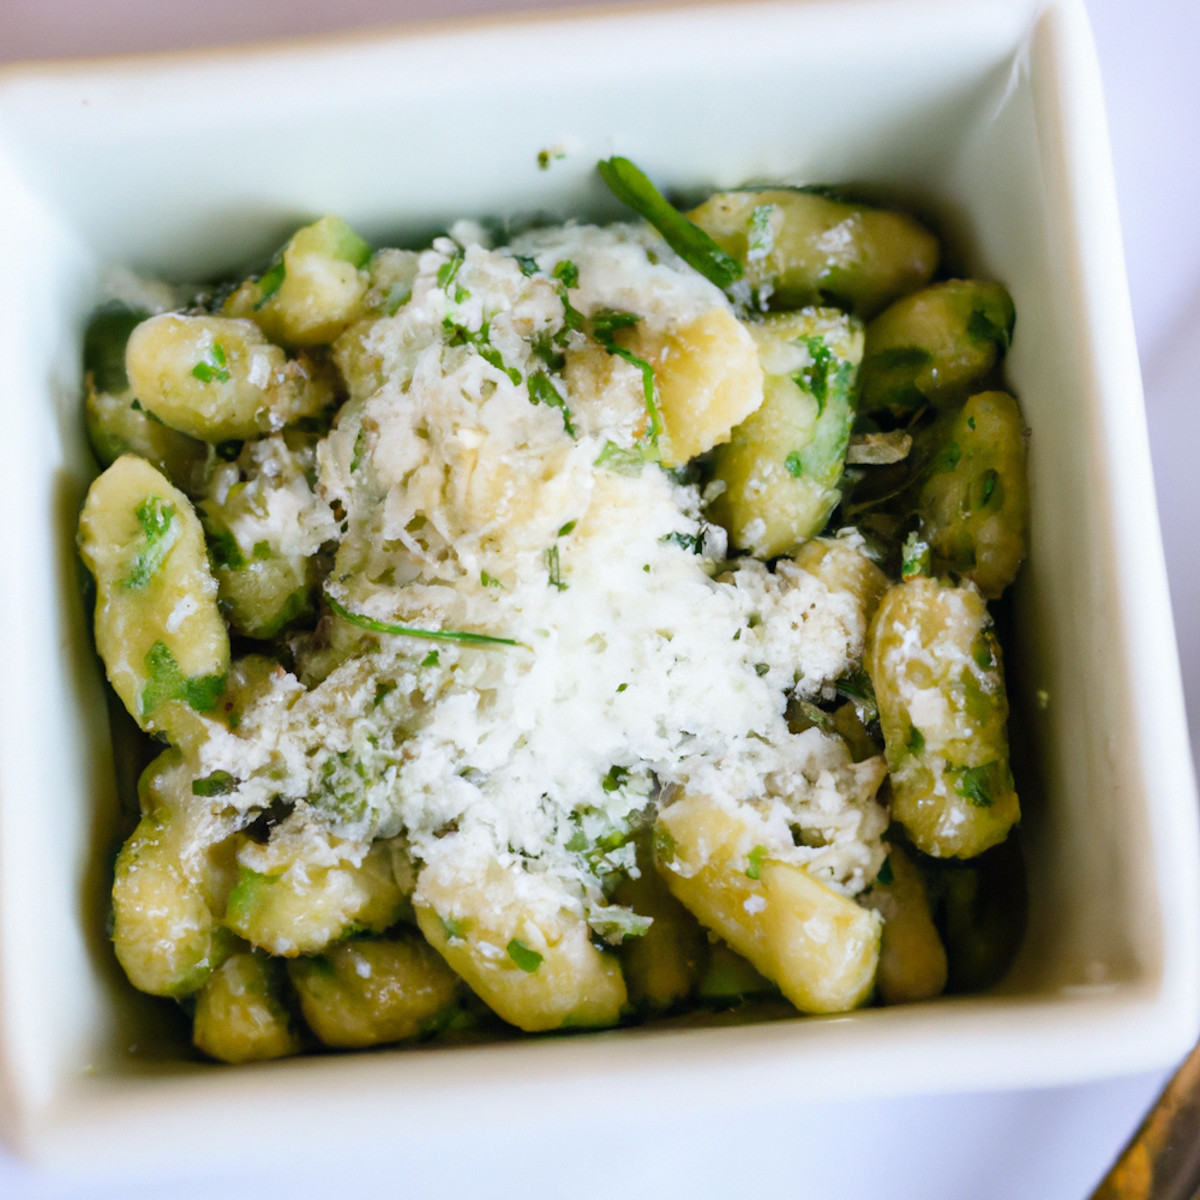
[196,221,888,933]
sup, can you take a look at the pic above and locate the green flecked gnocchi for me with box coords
[125,313,332,441]
[917,390,1028,598]
[192,950,303,1064]
[687,188,939,316]
[77,454,229,745]
[866,576,1020,858]
[709,309,863,557]
[287,934,461,1048]
[858,279,1015,416]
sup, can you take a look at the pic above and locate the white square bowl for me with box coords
[0,0,1197,1173]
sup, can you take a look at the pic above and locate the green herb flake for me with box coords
[373,680,398,707]
[745,844,768,881]
[966,307,1011,350]
[979,468,999,509]
[124,495,179,589]
[191,341,231,385]
[350,427,366,473]
[754,663,770,677]
[590,308,661,446]
[545,544,567,592]
[653,825,677,865]
[784,451,804,478]
[528,372,576,436]
[481,571,503,588]
[437,250,465,293]
[795,336,833,414]
[506,938,543,972]
[616,682,628,693]
[254,256,286,309]
[557,520,576,538]
[441,915,469,941]
[601,764,630,793]
[950,762,1000,808]
[140,641,226,717]
[192,770,236,797]
[326,594,520,648]
[746,204,776,262]
[662,530,703,553]
[596,157,743,289]
[901,532,931,579]
[515,254,540,277]
[552,259,579,289]
[906,724,926,756]
[420,650,440,667]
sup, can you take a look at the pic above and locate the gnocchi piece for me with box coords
[126,313,332,441]
[632,306,764,467]
[866,577,1020,858]
[192,950,302,1063]
[655,792,881,1014]
[287,934,461,1048]
[225,216,372,347]
[861,845,948,1004]
[687,188,938,317]
[77,455,229,746]
[709,309,863,557]
[224,834,405,957]
[111,750,236,996]
[917,390,1028,598]
[858,280,1015,417]
[414,842,627,1032]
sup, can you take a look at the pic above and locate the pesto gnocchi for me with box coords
[79,159,1028,1064]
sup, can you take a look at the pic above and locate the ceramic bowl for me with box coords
[0,0,1196,1172]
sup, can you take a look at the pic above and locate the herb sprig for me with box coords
[326,594,521,648]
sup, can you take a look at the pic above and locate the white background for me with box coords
[0,0,1196,1196]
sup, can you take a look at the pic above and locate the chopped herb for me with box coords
[205,527,243,570]
[192,770,236,797]
[420,650,440,667]
[745,844,767,880]
[754,663,770,677]
[967,416,977,430]
[973,636,996,670]
[380,282,411,316]
[950,762,1002,808]
[795,336,833,414]
[979,468,999,508]
[444,317,521,385]
[746,204,776,262]
[901,531,931,579]
[372,680,397,706]
[653,824,677,865]
[480,571,503,588]
[552,259,579,289]
[528,372,576,436]
[537,147,565,170]
[906,724,926,756]
[876,855,894,886]
[545,544,567,591]
[325,593,520,647]
[514,254,540,277]
[662,530,703,553]
[596,157,743,289]
[124,495,178,589]
[601,764,630,792]
[252,540,272,561]
[441,915,469,940]
[254,255,286,309]
[140,641,226,717]
[531,331,566,373]
[784,451,804,478]
[594,440,654,475]
[350,427,366,473]
[506,939,543,972]
[967,306,1012,350]
[437,249,465,294]
[557,520,576,537]
[616,682,628,693]
[191,341,231,385]
[590,308,661,446]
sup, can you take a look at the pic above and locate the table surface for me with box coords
[0,1,1197,1196]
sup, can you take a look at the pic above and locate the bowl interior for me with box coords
[0,0,1195,1168]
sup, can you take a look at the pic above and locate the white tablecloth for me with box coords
[0,1,1195,1195]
